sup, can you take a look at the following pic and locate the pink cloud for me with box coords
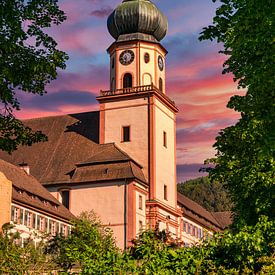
[17,104,98,120]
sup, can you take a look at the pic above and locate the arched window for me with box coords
[143,73,152,85]
[159,77,163,92]
[123,73,133,89]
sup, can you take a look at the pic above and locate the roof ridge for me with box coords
[210,211,233,229]
[0,160,61,206]
[177,192,221,228]
[22,111,99,122]
[113,144,143,168]
[76,143,124,166]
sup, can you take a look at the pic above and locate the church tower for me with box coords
[97,0,180,238]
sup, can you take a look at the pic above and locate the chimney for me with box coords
[0,172,12,232]
[19,163,30,175]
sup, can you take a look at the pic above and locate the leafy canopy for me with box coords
[47,211,124,274]
[0,0,68,153]
[199,0,275,227]
[0,224,56,274]
[177,177,233,212]
[48,215,275,274]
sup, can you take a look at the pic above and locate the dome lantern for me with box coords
[107,0,168,43]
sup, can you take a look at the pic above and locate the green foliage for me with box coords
[2,215,273,274]
[0,224,55,274]
[177,177,233,212]
[123,218,274,274]
[126,230,203,274]
[199,216,275,274]
[47,211,125,274]
[0,0,68,153]
[199,0,275,227]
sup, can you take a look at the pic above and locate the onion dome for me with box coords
[107,0,168,42]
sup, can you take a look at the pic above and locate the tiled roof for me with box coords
[211,211,233,230]
[0,160,75,221]
[0,112,100,184]
[0,112,145,185]
[78,143,131,165]
[65,161,146,185]
[177,192,231,231]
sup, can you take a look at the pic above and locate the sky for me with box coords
[17,0,241,182]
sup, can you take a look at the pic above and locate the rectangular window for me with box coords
[45,218,49,233]
[32,213,36,229]
[24,210,28,226]
[61,190,70,209]
[61,224,67,236]
[56,222,60,234]
[184,221,187,232]
[50,220,56,235]
[11,206,18,223]
[191,225,194,236]
[163,131,167,147]
[164,185,168,200]
[194,226,197,237]
[36,216,41,230]
[122,126,130,142]
[139,220,143,231]
[198,228,202,239]
[138,195,143,210]
[188,223,191,234]
[25,211,32,228]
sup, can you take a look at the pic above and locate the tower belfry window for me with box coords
[123,73,133,89]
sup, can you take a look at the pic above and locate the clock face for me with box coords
[158,56,164,71]
[119,50,135,65]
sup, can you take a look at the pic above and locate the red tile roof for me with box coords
[177,192,232,231]
[211,211,233,229]
[0,112,146,185]
[0,160,75,221]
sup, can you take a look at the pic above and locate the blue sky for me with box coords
[17,0,240,182]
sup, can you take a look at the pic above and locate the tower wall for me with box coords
[103,97,149,180]
[109,41,166,93]
[153,98,177,209]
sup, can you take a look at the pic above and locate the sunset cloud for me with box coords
[90,7,113,18]
[14,0,240,182]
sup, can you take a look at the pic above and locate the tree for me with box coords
[0,0,68,153]
[177,177,233,212]
[47,211,124,274]
[127,218,275,274]
[199,0,275,227]
[0,224,56,273]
